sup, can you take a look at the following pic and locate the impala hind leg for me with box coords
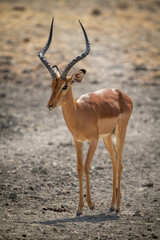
[115,123,128,212]
[103,135,117,211]
[84,139,98,210]
[74,140,84,216]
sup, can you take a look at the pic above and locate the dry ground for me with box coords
[0,0,160,239]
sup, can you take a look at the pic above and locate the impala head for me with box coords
[38,18,90,110]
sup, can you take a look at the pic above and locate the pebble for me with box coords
[91,8,102,16]
[31,167,38,173]
[28,186,34,191]
[39,167,48,175]
[91,80,99,84]
[0,69,10,73]
[95,166,104,170]
[62,189,70,195]
[8,192,17,199]
[134,210,141,217]
[13,6,26,11]
[31,166,48,175]
[59,141,73,147]
[118,2,129,9]
[134,64,147,71]
[151,233,158,239]
[22,68,33,74]
[0,93,6,98]
[23,38,30,43]
[142,183,154,188]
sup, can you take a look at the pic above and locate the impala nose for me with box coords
[48,104,53,110]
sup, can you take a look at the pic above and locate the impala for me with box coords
[38,18,133,216]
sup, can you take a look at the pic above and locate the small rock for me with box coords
[0,93,6,98]
[114,73,123,78]
[118,3,129,9]
[142,183,153,188]
[91,8,102,16]
[62,189,70,195]
[22,68,33,74]
[47,182,53,187]
[13,6,26,11]
[34,83,42,88]
[133,210,141,217]
[90,80,99,84]
[0,55,13,60]
[59,141,73,147]
[134,64,147,71]
[94,38,99,42]
[56,190,61,196]
[62,189,67,195]
[3,75,9,80]
[8,192,17,199]
[152,233,158,239]
[154,74,160,80]
[28,186,34,191]
[35,185,41,191]
[23,38,30,43]
[0,68,10,73]
[142,233,147,237]
[126,203,131,207]
[95,166,104,170]
[147,227,152,231]
[31,167,38,173]
[39,167,48,175]
[42,207,48,211]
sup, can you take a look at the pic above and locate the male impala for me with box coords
[38,18,133,216]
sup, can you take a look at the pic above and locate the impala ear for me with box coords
[71,69,86,84]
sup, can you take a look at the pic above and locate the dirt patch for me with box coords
[0,0,160,239]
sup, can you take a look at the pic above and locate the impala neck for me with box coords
[61,86,77,130]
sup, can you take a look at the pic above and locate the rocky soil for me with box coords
[0,0,160,239]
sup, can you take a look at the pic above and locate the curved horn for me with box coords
[61,20,90,80]
[38,18,57,79]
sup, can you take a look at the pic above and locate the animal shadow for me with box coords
[38,213,120,227]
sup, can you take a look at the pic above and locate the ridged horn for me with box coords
[38,18,57,79]
[61,20,90,80]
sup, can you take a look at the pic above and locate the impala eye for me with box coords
[62,85,68,90]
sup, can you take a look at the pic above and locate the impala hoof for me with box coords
[90,202,95,210]
[76,212,82,217]
[109,207,115,212]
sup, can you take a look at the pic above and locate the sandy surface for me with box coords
[0,0,160,239]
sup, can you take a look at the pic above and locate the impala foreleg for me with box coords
[84,139,98,210]
[74,140,84,216]
[103,136,117,211]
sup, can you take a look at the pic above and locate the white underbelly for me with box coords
[99,133,110,138]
